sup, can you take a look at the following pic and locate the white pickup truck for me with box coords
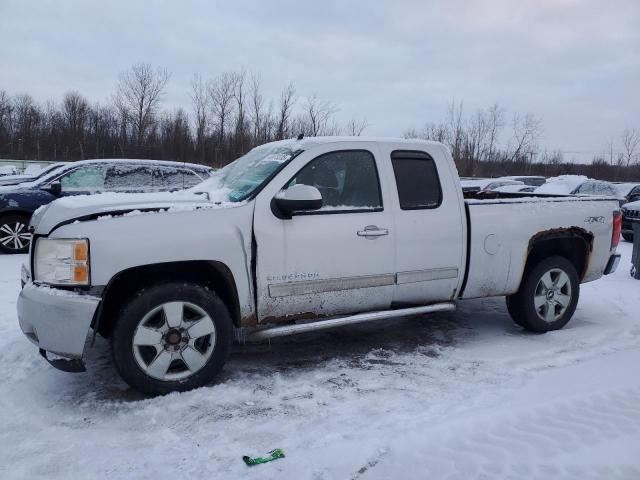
[18,137,622,395]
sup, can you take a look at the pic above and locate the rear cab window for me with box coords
[390,150,442,209]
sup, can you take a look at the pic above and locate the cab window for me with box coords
[287,150,382,212]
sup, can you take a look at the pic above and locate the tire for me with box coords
[111,282,233,396]
[0,214,32,254]
[506,256,580,333]
[622,232,633,242]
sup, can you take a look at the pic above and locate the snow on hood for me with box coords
[534,175,588,195]
[31,190,236,234]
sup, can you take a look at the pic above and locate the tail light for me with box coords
[611,211,622,249]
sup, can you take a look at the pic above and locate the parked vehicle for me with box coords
[500,175,546,187]
[0,159,213,253]
[534,175,588,195]
[536,178,632,207]
[0,163,67,187]
[614,182,640,205]
[0,165,20,177]
[491,184,536,193]
[621,200,640,242]
[460,178,524,193]
[570,180,626,206]
[18,137,622,395]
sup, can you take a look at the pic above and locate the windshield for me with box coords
[35,163,65,178]
[193,144,300,202]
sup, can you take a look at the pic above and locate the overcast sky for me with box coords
[1,0,638,161]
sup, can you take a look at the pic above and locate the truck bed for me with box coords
[460,193,620,299]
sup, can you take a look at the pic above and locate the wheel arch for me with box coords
[94,260,241,338]
[523,227,593,283]
[0,208,34,221]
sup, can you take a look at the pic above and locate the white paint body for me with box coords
[21,138,621,359]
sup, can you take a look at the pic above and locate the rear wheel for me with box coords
[0,214,32,254]
[506,256,579,333]
[622,232,633,242]
[111,282,233,396]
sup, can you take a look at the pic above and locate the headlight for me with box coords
[34,238,90,286]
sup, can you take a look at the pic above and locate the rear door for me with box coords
[382,146,466,304]
[253,143,396,322]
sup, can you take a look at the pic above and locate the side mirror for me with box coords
[273,184,323,218]
[43,181,62,196]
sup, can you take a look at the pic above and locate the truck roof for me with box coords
[262,136,445,150]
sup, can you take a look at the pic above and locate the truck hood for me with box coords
[31,191,221,234]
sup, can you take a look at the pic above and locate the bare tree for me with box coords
[344,117,369,136]
[276,83,296,140]
[62,91,88,158]
[113,62,170,147]
[232,70,247,152]
[208,72,236,147]
[509,112,542,162]
[249,73,266,143]
[621,127,640,167]
[303,94,338,136]
[446,99,465,162]
[485,103,504,162]
[190,74,209,162]
[466,109,490,174]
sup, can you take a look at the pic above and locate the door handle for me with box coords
[357,225,389,238]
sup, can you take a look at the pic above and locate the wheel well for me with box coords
[95,261,241,338]
[525,228,593,281]
[0,210,32,221]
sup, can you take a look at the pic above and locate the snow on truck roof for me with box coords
[260,136,444,151]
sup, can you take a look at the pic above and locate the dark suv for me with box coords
[0,159,213,253]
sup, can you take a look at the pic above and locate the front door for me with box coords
[253,145,396,322]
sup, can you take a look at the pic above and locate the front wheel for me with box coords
[506,256,580,333]
[111,282,233,396]
[0,214,32,254]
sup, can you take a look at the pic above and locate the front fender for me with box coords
[46,203,256,320]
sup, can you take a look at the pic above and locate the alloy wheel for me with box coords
[132,301,217,381]
[534,268,572,323]
[0,221,31,252]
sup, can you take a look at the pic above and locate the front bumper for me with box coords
[18,282,100,362]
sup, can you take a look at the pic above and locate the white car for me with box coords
[18,137,622,395]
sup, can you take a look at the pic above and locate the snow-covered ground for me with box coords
[1,244,639,479]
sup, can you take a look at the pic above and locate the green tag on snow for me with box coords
[242,448,285,466]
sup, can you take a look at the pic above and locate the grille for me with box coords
[623,209,640,219]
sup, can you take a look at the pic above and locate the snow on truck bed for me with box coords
[1,243,640,478]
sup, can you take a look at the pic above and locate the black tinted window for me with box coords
[288,150,382,211]
[391,151,442,209]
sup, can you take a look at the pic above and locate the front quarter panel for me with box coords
[47,203,256,319]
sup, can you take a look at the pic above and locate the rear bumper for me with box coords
[604,254,621,275]
[18,282,100,361]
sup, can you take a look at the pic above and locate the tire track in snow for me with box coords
[364,386,640,479]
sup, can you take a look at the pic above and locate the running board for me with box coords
[247,302,456,341]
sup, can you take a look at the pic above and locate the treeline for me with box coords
[1,63,639,181]
[406,101,640,181]
[0,63,366,167]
